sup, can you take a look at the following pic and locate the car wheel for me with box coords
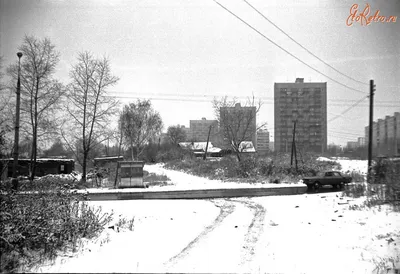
[313,182,321,192]
[339,182,345,190]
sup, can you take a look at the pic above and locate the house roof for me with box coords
[237,141,256,153]
[178,142,222,152]
[2,158,75,163]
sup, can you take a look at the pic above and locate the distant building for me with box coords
[346,141,359,150]
[220,103,257,149]
[257,129,270,153]
[357,137,366,147]
[189,118,219,143]
[0,158,74,179]
[180,125,191,140]
[269,141,275,152]
[274,78,327,154]
[365,112,400,156]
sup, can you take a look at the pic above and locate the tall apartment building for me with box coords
[189,118,219,143]
[257,129,270,154]
[365,112,400,156]
[358,137,366,147]
[219,103,257,149]
[274,78,327,153]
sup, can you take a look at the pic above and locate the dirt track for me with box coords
[164,198,267,272]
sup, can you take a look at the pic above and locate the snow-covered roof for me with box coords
[94,156,124,161]
[207,147,222,153]
[178,142,215,151]
[237,141,256,153]
[1,158,74,162]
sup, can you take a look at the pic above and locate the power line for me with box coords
[105,93,400,108]
[328,95,369,123]
[328,134,361,141]
[213,0,368,95]
[328,130,363,138]
[107,92,399,106]
[243,0,369,86]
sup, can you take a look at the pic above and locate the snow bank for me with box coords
[316,156,332,162]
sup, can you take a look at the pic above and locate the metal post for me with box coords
[367,80,375,182]
[12,52,23,190]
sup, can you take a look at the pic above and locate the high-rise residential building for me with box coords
[269,141,275,152]
[189,118,219,143]
[365,112,400,156]
[219,103,257,148]
[358,137,366,147]
[256,129,270,154]
[274,78,327,153]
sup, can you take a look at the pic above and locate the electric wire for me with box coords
[105,93,399,108]
[243,0,369,86]
[328,95,369,123]
[213,0,368,95]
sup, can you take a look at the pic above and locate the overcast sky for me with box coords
[1,0,399,146]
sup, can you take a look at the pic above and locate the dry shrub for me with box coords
[0,186,113,273]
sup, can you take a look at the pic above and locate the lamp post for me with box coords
[12,52,23,190]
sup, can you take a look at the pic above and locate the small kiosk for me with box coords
[117,161,146,188]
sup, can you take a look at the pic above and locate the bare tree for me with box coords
[166,125,187,145]
[120,100,163,160]
[62,52,119,182]
[212,96,265,161]
[6,36,65,180]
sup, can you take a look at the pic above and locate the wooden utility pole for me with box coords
[203,125,212,160]
[367,80,375,182]
[294,123,298,171]
[290,121,297,167]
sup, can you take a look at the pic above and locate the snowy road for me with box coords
[35,194,400,274]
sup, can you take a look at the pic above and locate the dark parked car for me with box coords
[302,171,352,191]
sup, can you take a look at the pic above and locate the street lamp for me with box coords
[12,52,23,190]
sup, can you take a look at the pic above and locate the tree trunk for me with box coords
[114,123,123,188]
[236,151,241,162]
[82,150,87,184]
[30,78,40,182]
[130,140,134,161]
[31,103,38,181]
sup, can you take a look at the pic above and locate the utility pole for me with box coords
[367,79,375,182]
[294,122,298,171]
[12,52,23,190]
[203,125,212,160]
[290,121,296,167]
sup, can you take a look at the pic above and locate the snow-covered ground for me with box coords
[29,159,399,273]
[337,159,368,175]
[318,157,368,175]
[32,193,400,273]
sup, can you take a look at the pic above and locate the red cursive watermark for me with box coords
[346,3,397,26]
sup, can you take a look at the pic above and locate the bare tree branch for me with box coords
[63,52,119,182]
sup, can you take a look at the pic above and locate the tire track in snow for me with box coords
[228,198,266,267]
[164,199,236,269]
